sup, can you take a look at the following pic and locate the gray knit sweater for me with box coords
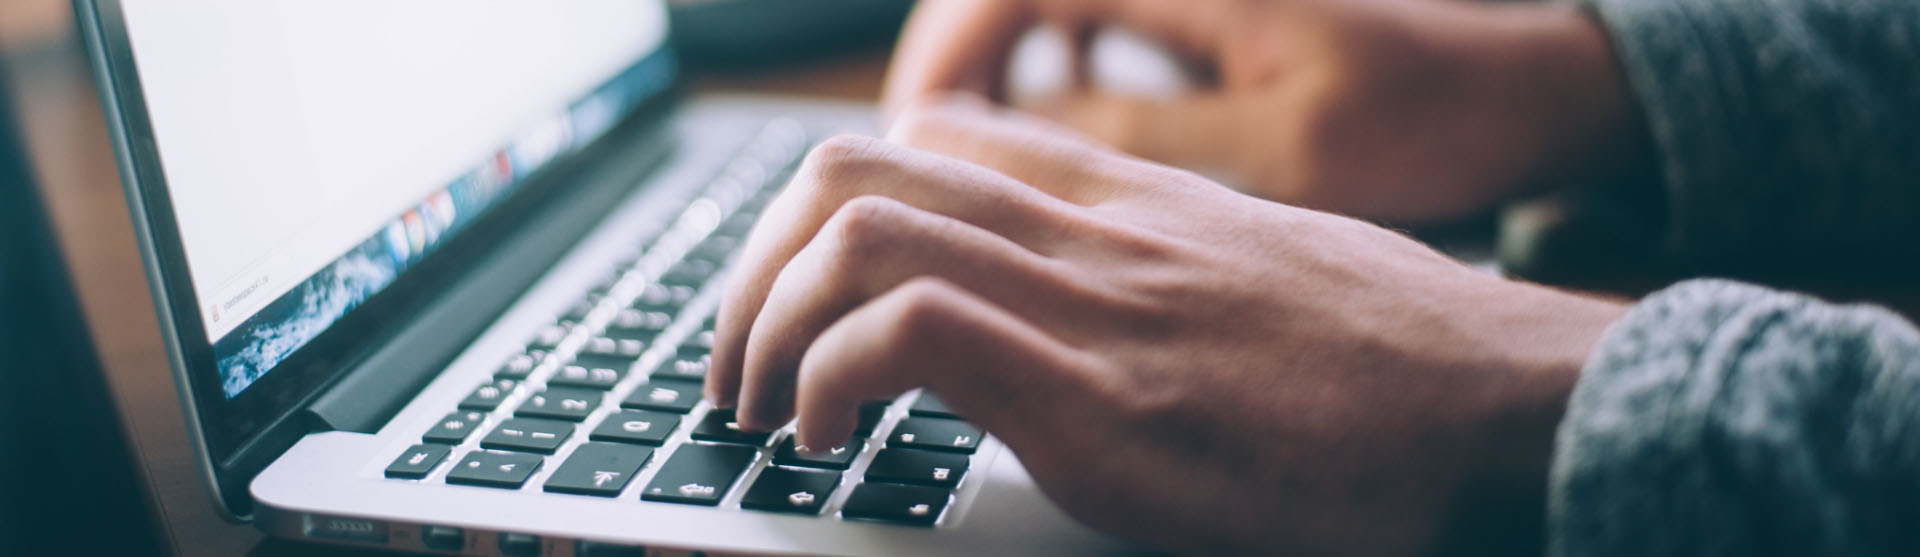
[1551,0,1920,555]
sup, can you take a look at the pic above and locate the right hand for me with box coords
[883,0,1650,223]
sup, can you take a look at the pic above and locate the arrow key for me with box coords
[740,467,840,515]
[544,442,653,496]
[773,437,863,470]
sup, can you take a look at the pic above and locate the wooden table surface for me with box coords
[6,29,889,555]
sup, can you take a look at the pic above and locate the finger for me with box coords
[886,94,1191,199]
[708,135,1085,408]
[791,276,1110,451]
[1030,91,1248,171]
[734,195,1077,430]
[882,0,1232,117]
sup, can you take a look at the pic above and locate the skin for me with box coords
[704,0,1652,553]
[881,0,1653,223]
[706,99,1625,555]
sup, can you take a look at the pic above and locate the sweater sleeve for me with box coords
[1549,279,1920,556]
[1566,0,1920,273]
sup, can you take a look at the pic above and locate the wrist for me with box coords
[1426,2,1657,199]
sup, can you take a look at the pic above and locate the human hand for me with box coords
[883,0,1650,223]
[706,99,1627,554]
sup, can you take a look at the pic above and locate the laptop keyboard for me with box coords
[381,120,987,529]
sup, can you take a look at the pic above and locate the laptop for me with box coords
[77,1,1134,555]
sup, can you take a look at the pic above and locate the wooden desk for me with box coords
[7,34,888,556]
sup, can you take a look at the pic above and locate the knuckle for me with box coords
[887,107,964,147]
[881,277,963,349]
[820,195,910,269]
[799,134,888,188]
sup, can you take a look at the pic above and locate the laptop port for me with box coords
[499,532,541,556]
[420,525,464,552]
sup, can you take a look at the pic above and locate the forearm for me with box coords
[1564,0,1920,274]
[1551,279,1920,556]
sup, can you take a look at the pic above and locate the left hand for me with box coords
[706,98,1625,555]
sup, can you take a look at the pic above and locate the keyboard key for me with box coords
[621,380,700,413]
[631,284,696,313]
[528,324,571,350]
[550,364,624,390]
[649,356,709,384]
[908,393,961,419]
[480,418,574,454]
[582,336,645,358]
[687,236,741,264]
[517,387,603,421]
[385,444,452,479]
[423,410,488,444]
[888,418,982,454]
[840,483,951,526]
[590,410,681,446]
[740,467,840,515]
[659,259,718,288]
[639,444,757,505]
[865,448,968,488]
[445,451,543,489]
[458,378,519,411]
[604,310,671,343]
[773,437,863,470]
[496,353,542,380]
[689,409,772,446]
[854,401,890,437]
[675,343,711,360]
[544,442,653,496]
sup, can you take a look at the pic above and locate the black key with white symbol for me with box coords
[590,410,680,446]
[740,467,840,515]
[458,378,519,411]
[517,387,602,421]
[480,418,573,454]
[550,364,624,390]
[528,324,571,350]
[690,408,772,445]
[865,448,968,488]
[499,533,540,557]
[496,353,542,380]
[639,444,757,505]
[854,401,890,437]
[445,451,543,488]
[423,410,487,445]
[648,356,709,384]
[544,442,653,496]
[889,417,982,454]
[773,437,863,470]
[621,380,700,413]
[630,284,696,313]
[840,483,951,526]
[385,444,451,479]
[908,393,961,419]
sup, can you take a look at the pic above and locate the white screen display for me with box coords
[123,0,664,338]
[119,0,668,396]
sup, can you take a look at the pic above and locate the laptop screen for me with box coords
[118,2,672,398]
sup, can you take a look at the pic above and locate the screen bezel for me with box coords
[77,0,677,519]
